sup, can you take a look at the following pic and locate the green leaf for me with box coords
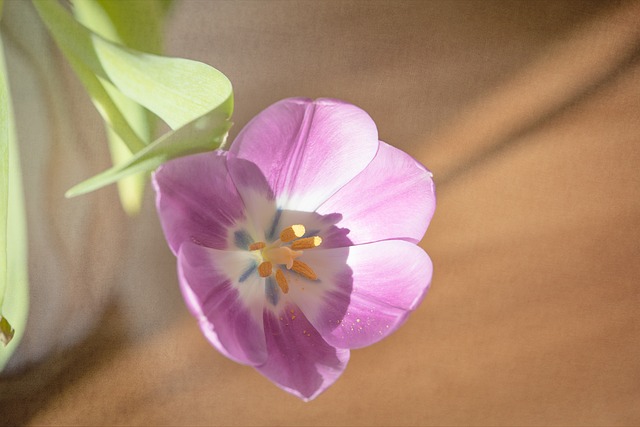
[92,37,233,130]
[0,41,8,327]
[32,0,107,79]
[66,110,232,197]
[0,37,29,368]
[65,53,147,152]
[33,0,233,130]
[73,0,164,214]
[91,0,164,54]
[33,0,145,153]
[33,0,233,197]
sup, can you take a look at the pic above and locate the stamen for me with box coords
[280,224,305,242]
[275,269,289,293]
[291,236,322,250]
[249,241,266,251]
[291,260,318,281]
[258,261,273,277]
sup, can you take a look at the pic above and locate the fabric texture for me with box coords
[2,1,639,425]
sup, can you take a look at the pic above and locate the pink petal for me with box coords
[178,242,268,366]
[228,98,379,212]
[300,240,433,349]
[153,151,245,254]
[225,156,279,242]
[256,305,350,401]
[316,141,436,248]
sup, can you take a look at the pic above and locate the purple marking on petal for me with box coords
[264,276,279,306]
[238,264,257,283]
[178,242,268,365]
[153,151,245,254]
[233,229,253,250]
[317,141,436,248]
[267,208,282,241]
[302,240,432,350]
[228,98,379,212]
[256,305,350,401]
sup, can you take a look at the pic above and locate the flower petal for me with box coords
[178,242,267,365]
[316,141,436,248]
[225,156,279,242]
[153,151,245,254]
[257,305,350,401]
[298,240,433,349]
[228,98,379,212]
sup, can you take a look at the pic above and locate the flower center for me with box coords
[248,224,322,294]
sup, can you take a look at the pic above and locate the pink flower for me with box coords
[153,98,436,401]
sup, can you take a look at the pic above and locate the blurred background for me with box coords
[1,0,640,424]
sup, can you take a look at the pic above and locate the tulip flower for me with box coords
[153,98,435,400]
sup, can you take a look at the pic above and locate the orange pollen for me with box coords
[275,269,289,293]
[249,242,266,251]
[280,224,305,243]
[244,224,323,295]
[291,236,323,250]
[291,260,318,281]
[258,261,272,277]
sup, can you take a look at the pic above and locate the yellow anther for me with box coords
[280,224,305,242]
[275,269,289,293]
[291,260,318,281]
[249,242,266,251]
[291,236,323,250]
[258,261,273,277]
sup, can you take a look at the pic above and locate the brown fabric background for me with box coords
[2,0,640,425]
